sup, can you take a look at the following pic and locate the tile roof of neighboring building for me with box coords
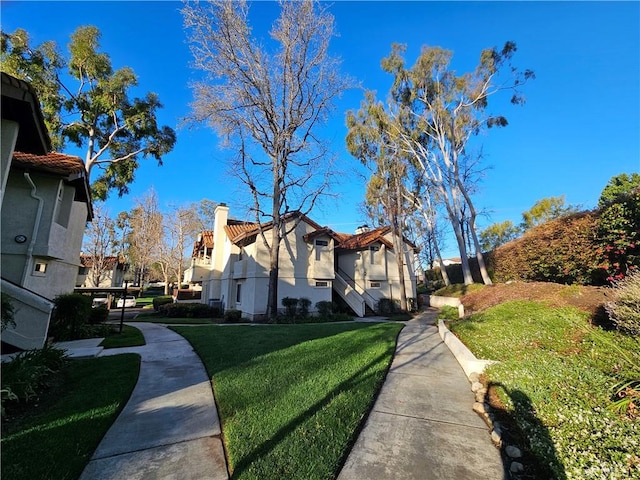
[12,151,86,176]
[191,231,215,257]
[80,255,122,269]
[336,226,394,250]
[224,212,324,245]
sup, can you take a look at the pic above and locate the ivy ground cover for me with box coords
[173,322,403,480]
[449,301,640,479]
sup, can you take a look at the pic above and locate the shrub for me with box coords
[606,270,640,335]
[152,296,174,311]
[486,211,605,285]
[89,305,109,324]
[377,298,399,315]
[1,344,68,412]
[159,303,220,318]
[49,294,92,341]
[1,293,16,331]
[281,297,299,319]
[224,309,242,323]
[298,297,311,317]
[437,305,459,321]
[315,301,336,317]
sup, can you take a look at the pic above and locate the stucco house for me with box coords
[184,204,418,320]
[1,72,92,350]
[76,254,126,288]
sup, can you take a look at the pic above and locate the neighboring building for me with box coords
[76,255,126,288]
[1,72,92,349]
[184,204,418,321]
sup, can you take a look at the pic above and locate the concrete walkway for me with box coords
[79,322,228,480]
[67,312,503,479]
[340,311,506,479]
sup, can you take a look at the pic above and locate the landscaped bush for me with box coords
[486,211,605,285]
[159,303,220,318]
[436,305,459,320]
[606,269,640,336]
[1,293,16,331]
[48,293,92,341]
[152,296,174,311]
[315,301,336,317]
[298,297,311,317]
[1,344,68,413]
[281,297,299,319]
[224,309,242,323]
[89,305,109,324]
[377,298,400,315]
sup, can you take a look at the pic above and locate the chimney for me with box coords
[355,224,370,235]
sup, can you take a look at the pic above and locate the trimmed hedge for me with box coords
[152,296,174,311]
[159,303,221,318]
[485,211,606,285]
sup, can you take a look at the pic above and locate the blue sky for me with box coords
[2,1,639,257]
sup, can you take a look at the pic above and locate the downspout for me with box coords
[22,173,44,285]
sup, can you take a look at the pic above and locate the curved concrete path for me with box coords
[340,311,506,479]
[79,322,228,480]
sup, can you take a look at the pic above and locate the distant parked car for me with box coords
[116,296,137,308]
[92,295,109,308]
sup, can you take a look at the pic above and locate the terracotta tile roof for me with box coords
[13,151,86,176]
[224,212,324,245]
[80,255,121,269]
[191,231,215,257]
[224,222,259,244]
[336,226,394,250]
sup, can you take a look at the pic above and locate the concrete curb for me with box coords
[437,319,496,379]
[424,295,465,318]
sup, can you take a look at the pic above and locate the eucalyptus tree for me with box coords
[383,42,534,285]
[346,92,412,310]
[1,27,176,200]
[183,0,353,317]
[521,195,579,230]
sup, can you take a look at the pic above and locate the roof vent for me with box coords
[355,225,370,234]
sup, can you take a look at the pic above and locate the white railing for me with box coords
[337,268,378,312]
[333,273,366,317]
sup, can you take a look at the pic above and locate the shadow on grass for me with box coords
[173,322,388,376]
[230,349,390,479]
[488,382,566,480]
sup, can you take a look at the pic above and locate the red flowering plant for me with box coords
[596,174,640,283]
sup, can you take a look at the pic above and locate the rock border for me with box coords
[438,317,525,477]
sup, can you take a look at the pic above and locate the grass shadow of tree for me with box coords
[488,382,566,480]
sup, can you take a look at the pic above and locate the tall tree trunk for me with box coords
[392,180,408,310]
[456,176,492,285]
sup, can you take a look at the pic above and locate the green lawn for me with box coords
[100,324,146,348]
[1,354,140,480]
[449,301,640,480]
[173,322,403,480]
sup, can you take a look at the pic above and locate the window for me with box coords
[33,261,48,276]
[78,266,88,275]
[238,247,243,261]
[370,245,380,265]
[370,281,381,288]
[315,281,329,288]
[236,283,242,303]
[54,181,71,227]
[315,239,328,262]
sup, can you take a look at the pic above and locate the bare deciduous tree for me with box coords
[183,0,353,316]
[82,204,116,287]
[128,189,163,288]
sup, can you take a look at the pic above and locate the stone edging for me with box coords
[438,318,526,475]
